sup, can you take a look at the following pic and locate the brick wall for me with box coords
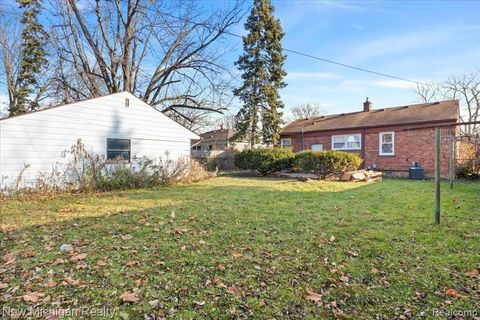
[282,124,457,178]
[363,126,456,177]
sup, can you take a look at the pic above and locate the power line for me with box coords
[116,0,428,87]
[1,0,429,86]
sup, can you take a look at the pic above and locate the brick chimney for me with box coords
[363,97,372,112]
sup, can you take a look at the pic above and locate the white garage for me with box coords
[0,91,199,188]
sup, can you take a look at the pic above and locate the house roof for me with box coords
[192,128,236,146]
[201,128,236,141]
[0,91,199,139]
[282,100,459,134]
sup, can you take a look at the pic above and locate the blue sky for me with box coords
[1,0,479,119]
[223,0,480,117]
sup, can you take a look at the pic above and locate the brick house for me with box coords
[280,99,460,177]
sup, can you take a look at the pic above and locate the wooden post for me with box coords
[449,137,454,189]
[434,127,441,225]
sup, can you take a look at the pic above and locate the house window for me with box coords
[208,145,213,151]
[379,132,394,155]
[311,143,323,151]
[281,138,292,149]
[107,138,131,162]
[331,134,361,150]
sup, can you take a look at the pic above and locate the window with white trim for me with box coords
[311,143,323,151]
[281,138,292,149]
[379,132,394,155]
[331,134,361,150]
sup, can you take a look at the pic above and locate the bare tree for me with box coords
[289,103,325,121]
[48,0,243,124]
[415,72,480,135]
[415,82,440,103]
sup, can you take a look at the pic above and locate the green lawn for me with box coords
[1,177,479,319]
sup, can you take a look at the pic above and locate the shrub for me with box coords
[456,159,480,180]
[2,140,214,197]
[295,150,362,179]
[234,148,294,176]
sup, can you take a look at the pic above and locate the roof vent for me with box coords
[125,98,130,108]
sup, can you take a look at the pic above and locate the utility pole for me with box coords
[449,137,455,189]
[434,127,441,224]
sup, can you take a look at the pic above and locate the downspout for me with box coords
[301,126,305,151]
[361,128,366,168]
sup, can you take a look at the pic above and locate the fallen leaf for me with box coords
[347,250,358,257]
[2,252,16,265]
[305,289,322,302]
[125,261,138,267]
[216,263,226,271]
[96,260,107,267]
[170,211,176,218]
[232,253,243,259]
[120,291,140,303]
[227,286,244,296]
[445,288,465,298]
[23,291,45,304]
[172,227,187,235]
[328,235,335,243]
[0,283,8,289]
[134,279,143,287]
[466,269,479,278]
[381,277,390,288]
[26,251,36,258]
[121,234,133,241]
[149,299,159,308]
[52,258,65,265]
[193,300,205,306]
[370,267,379,275]
[69,253,87,262]
[45,279,57,288]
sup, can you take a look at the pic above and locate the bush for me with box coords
[295,150,362,179]
[2,140,214,197]
[234,148,294,176]
[456,159,480,180]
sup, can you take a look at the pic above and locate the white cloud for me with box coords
[315,0,400,15]
[344,25,480,63]
[373,80,417,90]
[345,30,451,62]
[351,23,363,30]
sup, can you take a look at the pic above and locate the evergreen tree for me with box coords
[10,0,48,116]
[233,0,286,147]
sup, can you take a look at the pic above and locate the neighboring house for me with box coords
[281,98,459,177]
[191,127,252,157]
[0,91,199,188]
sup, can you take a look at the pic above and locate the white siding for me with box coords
[0,92,199,187]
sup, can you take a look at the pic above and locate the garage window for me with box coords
[107,138,131,162]
[311,143,323,151]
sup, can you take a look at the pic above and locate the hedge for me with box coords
[234,148,294,176]
[295,150,362,179]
